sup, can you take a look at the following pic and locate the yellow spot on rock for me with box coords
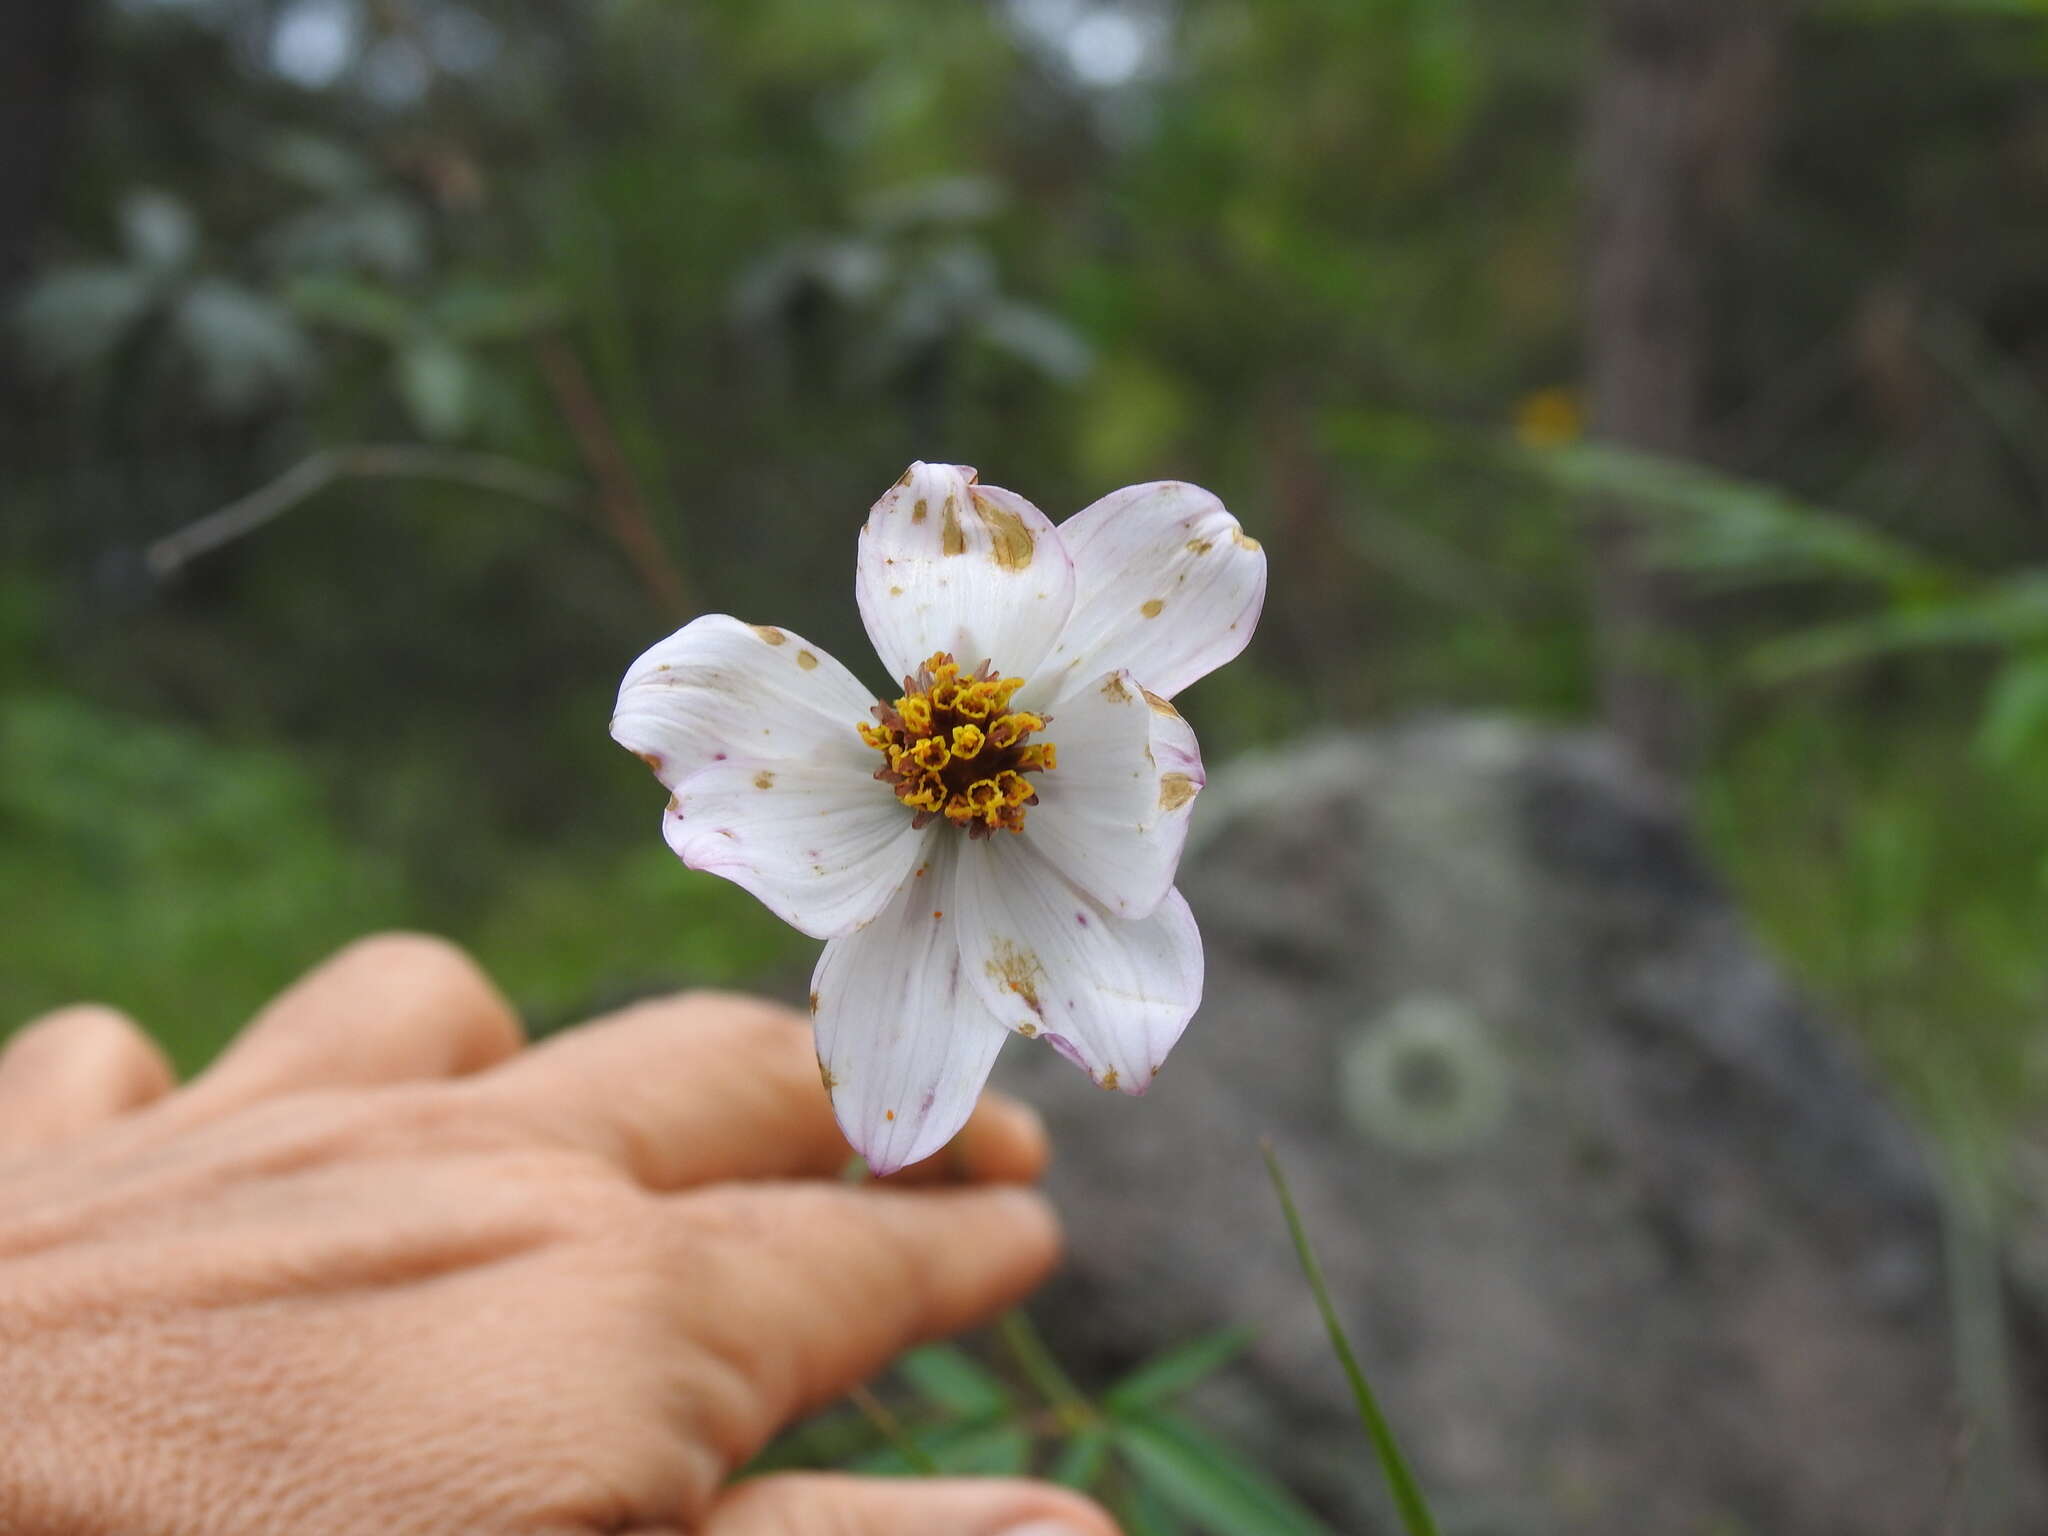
[753,770,776,789]
[751,624,787,646]
[797,650,819,670]
[1159,772,1198,811]
[1141,599,1165,619]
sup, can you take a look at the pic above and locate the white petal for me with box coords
[612,614,879,788]
[663,760,929,940]
[1037,481,1267,703]
[954,837,1203,1096]
[1023,669,1204,919]
[855,462,1077,685]
[811,841,1010,1175]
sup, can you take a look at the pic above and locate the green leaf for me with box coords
[1977,655,2048,766]
[1113,1411,1334,1536]
[1104,1327,1259,1414]
[895,1344,1014,1419]
[1121,1475,1195,1536]
[1538,443,1950,594]
[286,273,415,343]
[396,339,476,441]
[433,280,566,342]
[1049,1425,1112,1491]
[1748,578,2048,683]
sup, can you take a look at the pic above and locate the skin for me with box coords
[0,933,1118,1536]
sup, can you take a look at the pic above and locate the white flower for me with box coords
[611,462,1267,1173]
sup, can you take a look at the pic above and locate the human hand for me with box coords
[0,934,1116,1536]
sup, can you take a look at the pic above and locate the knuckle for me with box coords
[335,932,508,1016]
[650,989,808,1050]
[2,1005,167,1083]
[332,928,480,979]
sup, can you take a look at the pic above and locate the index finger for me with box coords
[458,991,1047,1190]
[663,1180,1063,1451]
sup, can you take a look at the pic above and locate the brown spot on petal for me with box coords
[637,750,666,773]
[1232,528,1262,553]
[1159,772,1198,811]
[1017,1022,1039,1037]
[885,1108,897,1121]
[986,938,1046,1017]
[1143,688,1181,718]
[818,1057,838,1090]
[912,497,929,523]
[940,495,967,556]
[809,991,821,1015]
[753,770,776,789]
[1186,538,1213,556]
[971,490,1037,571]
[1141,599,1165,619]
[797,650,819,670]
[889,585,904,596]
[1101,1068,1121,1092]
[1100,674,1133,703]
[751,625,787,646]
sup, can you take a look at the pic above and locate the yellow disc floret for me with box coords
[860,652,1057,836]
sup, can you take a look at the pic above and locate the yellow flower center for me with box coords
[859,652,1057,837]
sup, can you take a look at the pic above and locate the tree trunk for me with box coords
[1583,0,1783,782]
[0,0,92,302]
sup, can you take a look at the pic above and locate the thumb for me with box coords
[697,1472,1120,1536]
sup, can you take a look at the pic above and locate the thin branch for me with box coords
[146,445,581,580]
[535,332,693,616]
[847,1385,940,1476]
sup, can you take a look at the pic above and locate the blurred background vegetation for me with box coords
[6,0,2048,1302]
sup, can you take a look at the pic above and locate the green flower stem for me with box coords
[998,1309,1095,1433]
[1261,1137,1441,1536]
[848,1383,940,1475]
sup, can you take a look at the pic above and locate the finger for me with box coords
[702,1473,1118,1536]
[170,933,522,1120]
[668,1182,1061,1436]
[465,990,1047,1191]
[0,1005,175,1153]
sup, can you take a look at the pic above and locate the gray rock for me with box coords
[997,720,2043,1535]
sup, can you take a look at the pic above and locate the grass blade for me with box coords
[1261,1138,1442,1536]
